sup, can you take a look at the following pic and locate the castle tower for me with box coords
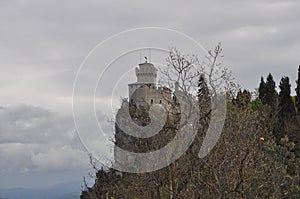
[128,61,172,107]
[128,61,157,101]
[136,62,157,84]
[114,60,178,170]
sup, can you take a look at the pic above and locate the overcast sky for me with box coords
[1,0,300,188]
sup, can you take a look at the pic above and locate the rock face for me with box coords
[81,61,211,199]
[80,62,183,199]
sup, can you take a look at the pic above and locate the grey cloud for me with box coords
[1,0,300,188]
[0,104,89,175]
[0,104,72,144]
[0,104,114,174]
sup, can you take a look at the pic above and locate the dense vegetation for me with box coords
[80,48,300,198]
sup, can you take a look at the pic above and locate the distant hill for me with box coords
[0,181,81,199]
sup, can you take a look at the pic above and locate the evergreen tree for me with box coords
[258,74,277,114]
[278,76,296,122]
[197,73,210,121]
[265,73,277,113]
[258,77,266,104]
[197,73,209,103]
[234,89,251,109]
[296,65,300,114]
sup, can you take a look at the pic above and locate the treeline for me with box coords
[80,65,300,198]
[254,66,300,155]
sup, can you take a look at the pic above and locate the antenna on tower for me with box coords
[149,48,151,62]
[139,52,142,63]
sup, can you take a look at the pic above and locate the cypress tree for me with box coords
[275,77,295,140]
[265,73,277,113]
[197,73,209,104]
[278,76,296,121]
[197,73,210,123]
[258,74,277,114]
[234,89,251,109]
[258,77,266,104]
[296,65,300,114]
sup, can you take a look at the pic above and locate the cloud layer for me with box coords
[0,104,89,187]
[1,0,300,188]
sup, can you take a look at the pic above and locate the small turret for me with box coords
[135,62,157,84]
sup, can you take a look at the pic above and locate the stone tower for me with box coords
[114,61,181,172]
[128,61,172,107]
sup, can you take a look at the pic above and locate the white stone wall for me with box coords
[136,62,157,84]
[128,62,172,109]
[129,86,172,109]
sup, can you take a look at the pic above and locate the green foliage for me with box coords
[272,76,296,142]
[265,73,277,111]
[278,77,296,123]
[250,98,263,111]
[258,73,277,114]
[233,89,251,109]
[296,65,300,114]
[258,77,266,104]
[292,95,297,110]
